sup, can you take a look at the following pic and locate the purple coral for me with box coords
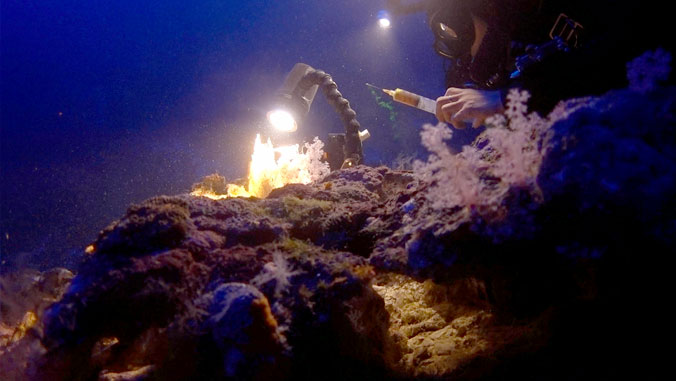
[626,48,672,94]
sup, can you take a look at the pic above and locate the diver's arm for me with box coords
[436,88,504,129]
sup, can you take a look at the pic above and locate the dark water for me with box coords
[2,1,483,271]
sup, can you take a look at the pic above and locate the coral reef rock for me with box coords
[1,87,673,380]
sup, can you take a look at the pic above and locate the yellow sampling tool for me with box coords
[366,83,437,115]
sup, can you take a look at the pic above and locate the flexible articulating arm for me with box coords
[294,69,364,169]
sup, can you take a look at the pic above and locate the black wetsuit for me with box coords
[444,0,674,115]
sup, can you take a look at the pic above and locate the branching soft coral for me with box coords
[251,251,303,298]
[484,89,550,186]
[413,123,486,208]
[414,89,550,209]
[413,47,673,215]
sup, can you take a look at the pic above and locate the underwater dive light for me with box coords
[267,63,319,133]
[378,10,392,29]
[268,63,369,171]
[267,109,298,132]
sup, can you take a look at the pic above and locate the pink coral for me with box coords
[414,89,548,209]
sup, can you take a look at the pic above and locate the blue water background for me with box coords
[1,1,485,270]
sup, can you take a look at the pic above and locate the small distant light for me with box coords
[377,10,391,29]
[267,109,297,132]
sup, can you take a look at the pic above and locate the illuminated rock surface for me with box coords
[1,87,674,380]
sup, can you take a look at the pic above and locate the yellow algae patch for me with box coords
[372,273,538,378]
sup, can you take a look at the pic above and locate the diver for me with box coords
[385,0,673,129]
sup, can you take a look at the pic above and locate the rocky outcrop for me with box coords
[1,87,674,380]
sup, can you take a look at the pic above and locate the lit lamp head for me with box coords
[377,10,392,29]
[267,63,319,133]
[267,62,368,171]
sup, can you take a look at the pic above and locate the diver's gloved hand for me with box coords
[436,88,504,129]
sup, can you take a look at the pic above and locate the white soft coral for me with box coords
[413,123,485,208]
[251,251,302,298]
[414,89,548,209]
